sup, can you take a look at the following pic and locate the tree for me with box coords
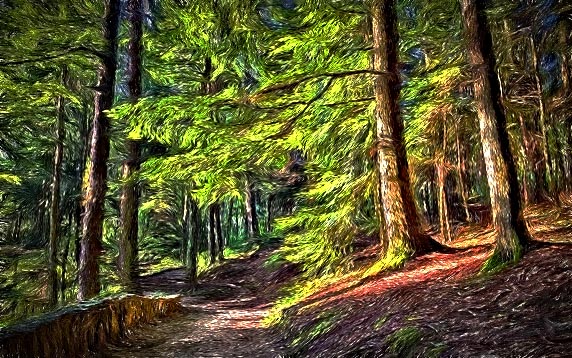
[459,0,530,267]
[47,65,69,307]
[371,0,439,266]
[78,0,121,301]
[118,0,144,288]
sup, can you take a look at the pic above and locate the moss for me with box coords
[481,242,523,274]
[291,312,339,348]
[385,326,422,358]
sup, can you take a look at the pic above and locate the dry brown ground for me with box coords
[103,201,572,357]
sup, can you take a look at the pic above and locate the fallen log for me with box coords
[0,294,183,357]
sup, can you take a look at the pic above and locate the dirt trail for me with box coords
[104,249,287,358]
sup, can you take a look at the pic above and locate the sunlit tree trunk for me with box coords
[459,0,530,264]
[118,0,143,287]
[371,0,435,262]
[78,0,120,301]
[48,65,68,307]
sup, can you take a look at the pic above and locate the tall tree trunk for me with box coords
[455,121,471,221]
[188,198,200,288]
[60,210,73,303]
[118,0,143,287]
[266,194,273,232]
[459,0,530,264]
[208,205,217,265]
[181,192,191,265]
[74,104,90,265]
[530,36,553,196]
[518,115,533,205]
[371,0,434,262]
[226,198,234,246]
[48,66,68,307]
[245,176,259,239]
[438,118,452,242]
[214,203,224,261]
[78,0,120,301]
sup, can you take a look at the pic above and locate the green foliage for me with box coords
[385,326,422,358]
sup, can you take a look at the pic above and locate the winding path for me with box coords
[104,250,287,358]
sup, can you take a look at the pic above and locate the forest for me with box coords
[0,0,572,356]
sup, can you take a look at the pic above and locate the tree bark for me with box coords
[459,0,530,263]
[208,205,217,265]
[371,0,434,261]
[118,0,143,287]
[438,118,452,242]
[455,121,471,221]
[188,197,200,288]
[530,36,553,196]
[78,0,120,301]
[245,176,259,239]
[48,65,68,307]
[226,198,234,246]
[214,203,224,261]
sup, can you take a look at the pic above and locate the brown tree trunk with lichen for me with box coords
[118,0,143,288]
[371,0,435,262]
[78,0,120,301]
[459,0,530,264]
[48,66,68,307]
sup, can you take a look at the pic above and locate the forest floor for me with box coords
[103,245,289,358]
[104,202,572,357]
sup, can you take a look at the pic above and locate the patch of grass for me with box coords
[292,312,339,347]
[385,326,422,358]
[425,342,447,358]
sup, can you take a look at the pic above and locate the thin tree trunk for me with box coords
[215,203,224,261]
[371,0,434,261]
[226,198,234,246]
[48,66,67,306]
[181,192,191,265]
[60,210,73,303]
[518,115,533,205]
[530,36,553,195]
[266,194,273,232]
[118,0,143,287]
[438,118,452,242]
[459,0,530,264]
[455,121,471,221]
[78,0,120,301]
[208,205,217,265]
[188,197,200,288]
[74,104,90,265]
[245,176,259,239]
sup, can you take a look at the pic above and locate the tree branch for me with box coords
[0,46,106,67]
[266,77,335,140]
[256,69,391,97]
